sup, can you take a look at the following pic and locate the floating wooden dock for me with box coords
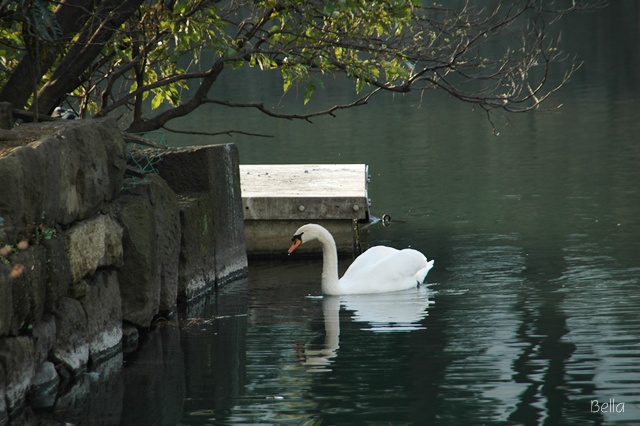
[240,164,370,256]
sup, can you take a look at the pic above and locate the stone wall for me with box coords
[0,118,248,423]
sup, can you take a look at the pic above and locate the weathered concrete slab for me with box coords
[240,164,369,220]
[156,144,248,287]
[176,193,216,302]
[240,164,370,256]
[244,219,364,257]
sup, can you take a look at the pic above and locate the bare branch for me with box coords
[161,125,274,139]
[121,132,169,149]
[202,88,381,122]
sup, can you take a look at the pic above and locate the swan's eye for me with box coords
[292,233,303,243]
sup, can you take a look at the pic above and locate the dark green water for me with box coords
[50,3,640,425]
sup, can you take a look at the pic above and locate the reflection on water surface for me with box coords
[170,249,639,425]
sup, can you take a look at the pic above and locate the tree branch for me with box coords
[161,125,274,139]
[123,60,227,133]
[203,88,381,122]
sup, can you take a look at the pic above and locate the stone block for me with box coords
[0,265,12,337]
[0,336,36,415]
[141,174,181,314]
[91,119,128,203]
[209,144,248,285]
[27,131,82,226]
[30,361,59,408]
[31,118,126,224]
[176,193,216,301]
[115,194,161,328]
[0,118,126,243]
[116,173,183,325]
[0,154,25,244]
[81,270,123,364]
[65,213,123,283]
[68,278,90,299]
[9,244,47,335]
[51,297,89,374]
[42,235,72,312]
[154,146,213,194]
[156,144,247,287]
[31,314,56,365]
[0,363,6,424]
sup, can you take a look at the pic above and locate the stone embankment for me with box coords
[0,115,247,423]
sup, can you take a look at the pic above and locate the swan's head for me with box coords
[288,224,324,254]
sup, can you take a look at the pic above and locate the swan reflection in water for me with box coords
[298,285,433,371]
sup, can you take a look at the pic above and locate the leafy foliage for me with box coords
[0,0,595,134]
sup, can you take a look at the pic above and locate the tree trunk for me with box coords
[33,0,145,115]
[0,0,98,111]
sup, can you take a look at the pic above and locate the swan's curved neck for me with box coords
[316,227,340,295]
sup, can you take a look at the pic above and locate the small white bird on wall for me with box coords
[51,107,79,120]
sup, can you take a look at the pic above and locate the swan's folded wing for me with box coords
[341,246,399,280]
[371,248,429,282]
[343,248,430,293]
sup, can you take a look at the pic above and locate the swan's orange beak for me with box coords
[288,236,302,254]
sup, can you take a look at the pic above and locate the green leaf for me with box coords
[282,70,293,93]
[151,92,163,109]
[304,80,316,105]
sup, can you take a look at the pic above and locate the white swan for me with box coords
[288,223,434,295]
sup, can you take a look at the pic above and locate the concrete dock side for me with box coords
[240,164,370,256]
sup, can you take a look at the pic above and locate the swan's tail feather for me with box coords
[415,259,435,284]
